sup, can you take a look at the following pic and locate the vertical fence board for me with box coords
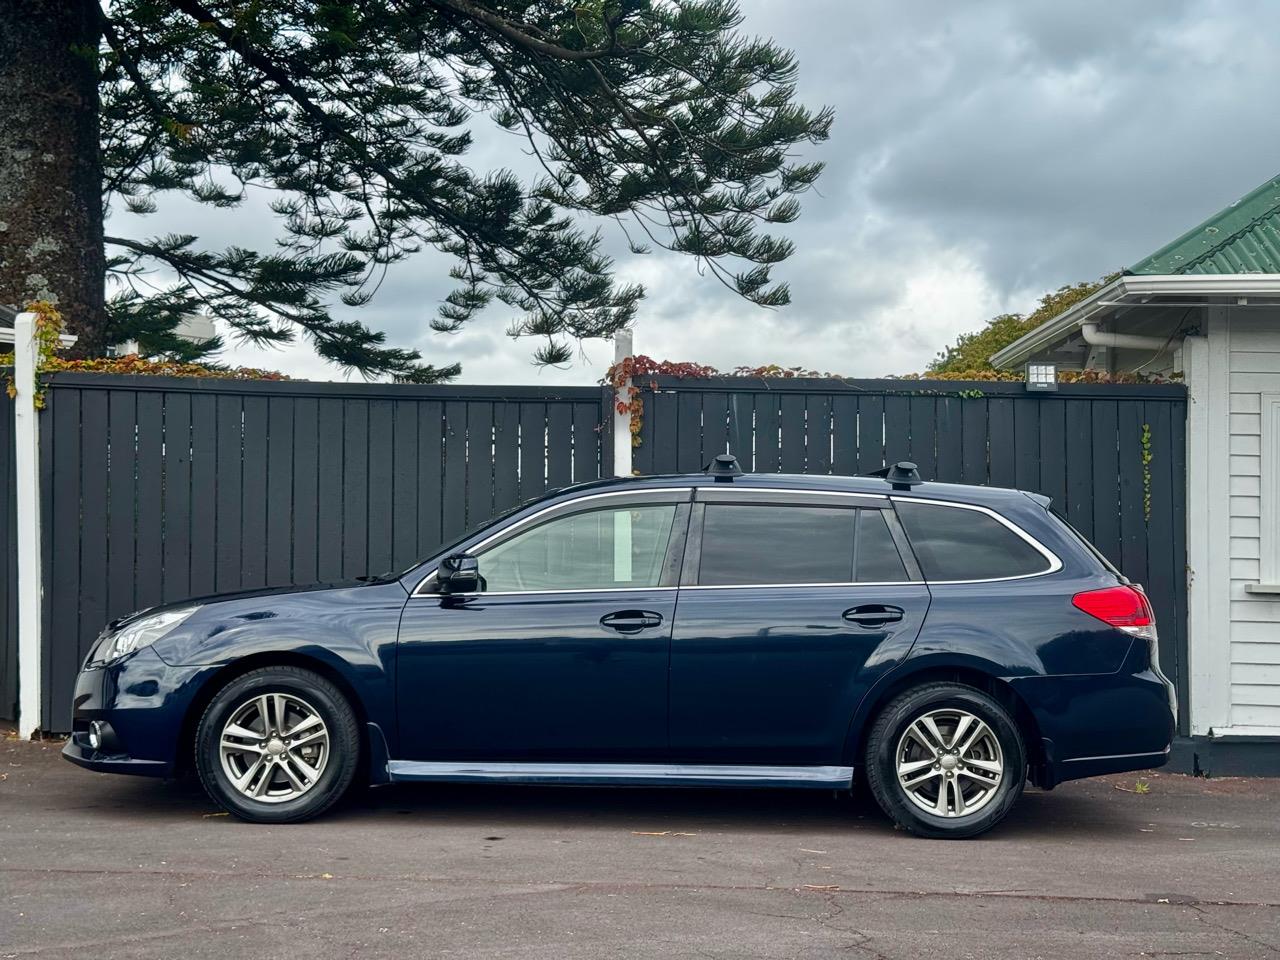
[442,401,468,542]
[1064,401,1094,540]
[107,390,138,618]
[779,395,807,473]
[1089,401,1121,566]
[856,396,885,475]
[492,403,520,512]
[934,397,962,482]
[416,401,444,556]
[675,392,702,473]
[390,401,420,572]
[908,397,938,481]
[465,402,494,534]
[367,399,395,578]
[807,394,834,474]
[961,400,987,484]
[573,402,599,484]
[546,404,573,491]
[188,395,217,596]
[701,392,730,465]
[831,395,858,475]
[214,395,243,592]
[241,396,269,590]
[265,397,295,587]
[1169,399,1190,735]
[134,393,164,608]
[754,394,781,473]
[883,396,910,470]
[1117,402,1149,590]
[987,399,1015,488]
[315,398,345,582]
[161,393,192,603]
[46,390,83,727]
[291,398,320,585]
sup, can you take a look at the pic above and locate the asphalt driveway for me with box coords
[2,731,1278,959]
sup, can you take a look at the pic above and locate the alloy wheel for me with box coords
[218,693,330,804]
[894,707,1004,818]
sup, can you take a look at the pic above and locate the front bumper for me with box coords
[62,734,169,777]
[62,646,214,779]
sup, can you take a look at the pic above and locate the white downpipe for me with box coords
[1080,321,1181,353]
[611,329,634,477]
[13,312,43,739]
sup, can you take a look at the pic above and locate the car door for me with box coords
[396,489,691,762]
[668,489,930,765]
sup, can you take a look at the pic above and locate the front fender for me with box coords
[152,582,407,755]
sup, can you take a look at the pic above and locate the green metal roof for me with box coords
[1129,174,1280,275]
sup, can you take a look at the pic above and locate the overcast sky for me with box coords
[116,0,1280,384]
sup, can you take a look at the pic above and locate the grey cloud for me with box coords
[115,0,1280,382]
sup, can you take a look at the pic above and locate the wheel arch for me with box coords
[174,651,377,780]
[847,660,1049,783]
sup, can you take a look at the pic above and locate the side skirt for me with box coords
[386,761,854,789]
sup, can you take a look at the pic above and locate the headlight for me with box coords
[101,606,199,663]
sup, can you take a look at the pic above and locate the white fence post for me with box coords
[13,312,43,739]
[612,329,634,477]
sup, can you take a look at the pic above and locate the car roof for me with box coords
[555,471,1041,509]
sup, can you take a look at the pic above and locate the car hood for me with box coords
[105,578,403,632]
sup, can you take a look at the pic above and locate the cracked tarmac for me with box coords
[2,735,1278,959]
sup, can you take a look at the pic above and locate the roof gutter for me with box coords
[1079,321,1178,352]
[990,274,1280,368]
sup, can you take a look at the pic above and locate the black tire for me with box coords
[194,666,360,824]
[864,682,1025,839]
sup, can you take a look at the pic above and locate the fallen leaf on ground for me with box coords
[799,849,827,854]
[631,831,696,837]
[801,884,841,891]
[201,811,229,818]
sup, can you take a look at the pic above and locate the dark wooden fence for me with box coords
[10,371,1189,734]
[635,376,1190,732]
[37,374,608,730]
[1,380,16,721]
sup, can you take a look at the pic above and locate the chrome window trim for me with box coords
[890,496,1064,583]
[681,580,915,591]
[423,586,678,599]
[411,487,693,597]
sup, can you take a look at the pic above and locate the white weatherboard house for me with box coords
[994,174,1280,774]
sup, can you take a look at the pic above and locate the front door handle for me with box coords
[843,604,904,628]
[600,610,664,633]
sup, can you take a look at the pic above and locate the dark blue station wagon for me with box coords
[64,458,1176,838]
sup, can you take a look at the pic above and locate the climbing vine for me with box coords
[3,301,288,408]
[3,301,66,409]
[604,355,1180,448]
[1140,423,1153,522]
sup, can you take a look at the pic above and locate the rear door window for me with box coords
[895,501,1052,581]
[695,504,910,586]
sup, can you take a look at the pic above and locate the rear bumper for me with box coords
[1012,642,1176,788]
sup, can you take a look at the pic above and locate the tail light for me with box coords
[1072,584,1156,641]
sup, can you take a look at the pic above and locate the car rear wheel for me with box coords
[865,683,1025,839]
[195,666,360,823]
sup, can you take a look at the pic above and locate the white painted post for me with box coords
[612,328,634,477]
[12,312,43,739]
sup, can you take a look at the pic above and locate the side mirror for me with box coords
[438,553,481,594]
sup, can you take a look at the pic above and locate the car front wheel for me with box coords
[865,682,1025,839]
[195,666,360,823]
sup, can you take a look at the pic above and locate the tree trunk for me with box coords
[0,0,105,356]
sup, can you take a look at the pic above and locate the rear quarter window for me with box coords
[895,501,1052,581]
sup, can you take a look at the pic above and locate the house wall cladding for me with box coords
[1,381,16,721]
[634,376,1190,733]
[37,373,608,731]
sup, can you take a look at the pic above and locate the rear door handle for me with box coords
[600,610,664,633]
[843,604,904,628]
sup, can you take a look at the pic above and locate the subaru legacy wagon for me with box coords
[64,457,1175,838]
